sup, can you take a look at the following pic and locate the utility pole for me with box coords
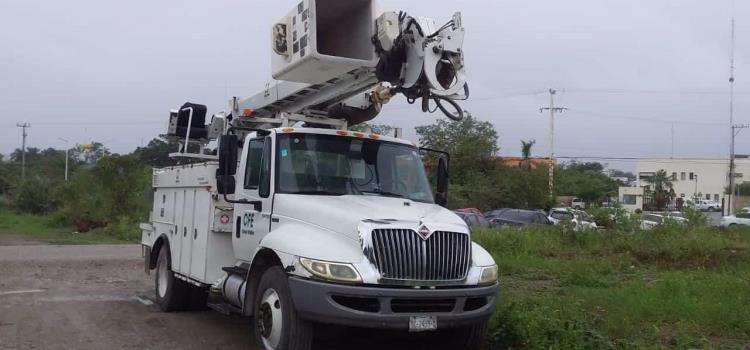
[727,16,737,215]
[540,89,567,200]
[730,124,749,212]
[15,122,30,180]
[58,137,70,181]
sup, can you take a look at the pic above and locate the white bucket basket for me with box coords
[271,0,378,85]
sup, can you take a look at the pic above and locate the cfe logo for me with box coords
[241,212,256,235]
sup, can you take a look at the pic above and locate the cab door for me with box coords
[232,134,275,261]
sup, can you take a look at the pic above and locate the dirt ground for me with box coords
[0,236,457,350]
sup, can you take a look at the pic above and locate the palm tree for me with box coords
[644,169,675,210]
[520,140,536,171]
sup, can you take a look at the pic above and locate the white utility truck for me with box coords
[140,1,498,349]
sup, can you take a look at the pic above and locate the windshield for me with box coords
[276,133,434,203]
[550,211,574,221]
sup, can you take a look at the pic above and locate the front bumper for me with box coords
[288,277,498,329]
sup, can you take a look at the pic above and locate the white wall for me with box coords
[636,158,750,204]
[618,186,644,213]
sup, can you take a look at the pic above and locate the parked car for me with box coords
[571,198,586,210]
[548,208,575,225]
[640,213,687,230]
[572,210,598,230]
[484,208,511,218]
[455,207,482,215]
[687,199,721,212]
[487,209,551,227]
[720,212,750,227]
[454,211,491,229]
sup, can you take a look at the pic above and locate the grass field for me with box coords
[2,210,749,348]
[474,225,750,349]
[0,211,141,244]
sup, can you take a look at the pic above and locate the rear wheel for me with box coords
[253,266,313,350]
[154,247,188,312]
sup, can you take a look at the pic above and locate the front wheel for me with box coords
[253,266,313,350]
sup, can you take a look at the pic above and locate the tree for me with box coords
[416,115,499,185]
[348,123,394,136]
[520,139,536,171]
[415,116,549,210]
[133,138,180,167]
[555,162,618,204]
[644,169,675,210]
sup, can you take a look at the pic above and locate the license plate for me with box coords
[409,316,437,332]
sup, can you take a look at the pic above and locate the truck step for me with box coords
[207,302,242,315]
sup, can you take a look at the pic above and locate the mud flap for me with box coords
[143,246,151,275]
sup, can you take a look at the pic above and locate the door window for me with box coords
[259,139,272,198]
[244,137,272,198]
[244,139,265,190]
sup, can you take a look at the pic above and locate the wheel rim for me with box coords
[257,288,282,350]
[157,259,168,298]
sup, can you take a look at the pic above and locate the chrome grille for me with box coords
[370,229,471,281]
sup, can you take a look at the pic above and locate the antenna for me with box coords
[728,13,737,214]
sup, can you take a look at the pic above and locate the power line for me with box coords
[555,156,739,165]
[561,88,750,95]
[568,108,729,126]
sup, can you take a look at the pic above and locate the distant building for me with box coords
[618,186,644,213]
[635,157,750,210]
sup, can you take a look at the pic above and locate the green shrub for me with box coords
[474,225,750,349]
[12,177,59,214]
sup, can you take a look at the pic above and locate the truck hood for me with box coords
[272,194,467,240]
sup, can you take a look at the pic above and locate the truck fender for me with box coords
[149,234,170,270]
[239,222,362,316]
[470,242,495,267]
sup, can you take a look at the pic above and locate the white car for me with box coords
[688,199,721,212]
[571,198,586,210]
[640,213,687,230]
[720,213,750,227]
[548,208,596,230]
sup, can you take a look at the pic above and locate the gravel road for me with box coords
[0,238,452,350]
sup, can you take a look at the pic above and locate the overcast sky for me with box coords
[1,0,748,171]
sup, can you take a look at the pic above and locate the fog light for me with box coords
[299,257,362,283]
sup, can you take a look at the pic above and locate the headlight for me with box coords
[299,257,362,283]
[478,265,498,285]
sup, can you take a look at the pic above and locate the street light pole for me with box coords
[58,137,69,181]
[694,174,698,198]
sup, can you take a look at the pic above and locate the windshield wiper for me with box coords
[293,190,345,196]
[360,190,405,199]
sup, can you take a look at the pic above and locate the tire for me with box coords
[439,320,488,350]
[253,266,313,350]
[154,247,188,312]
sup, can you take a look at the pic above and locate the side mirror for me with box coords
[435,157,449,207]
[217,135,239,195]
